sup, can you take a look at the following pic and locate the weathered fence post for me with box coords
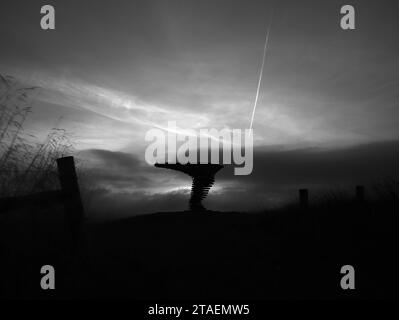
[356,185,365,203]
[299,188,309,209]
[57,156,84,248]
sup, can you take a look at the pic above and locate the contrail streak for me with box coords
[249,11,274,130]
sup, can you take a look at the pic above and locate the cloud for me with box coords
[2,0,399,152]
[79,140,399,219]
[78,148,192,194]
[2,0,399,219]
[82,149,141,171]
[217,140,399,188]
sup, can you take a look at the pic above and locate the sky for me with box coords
[1,0,399,218]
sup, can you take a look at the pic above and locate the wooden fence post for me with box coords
[356,185,365,203]
[299,188,309,209]
[56,156,84,247]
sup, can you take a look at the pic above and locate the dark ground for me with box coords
[1,197,399,300]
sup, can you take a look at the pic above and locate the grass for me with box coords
[0,73,75,197]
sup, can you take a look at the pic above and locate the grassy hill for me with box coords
[1,194,399,299]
